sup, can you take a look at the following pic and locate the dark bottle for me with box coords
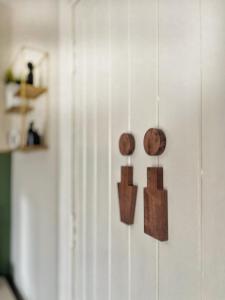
[26,62,34,85]
[34,130,41,145]
[27,122,35,145]
[27,122,41,146]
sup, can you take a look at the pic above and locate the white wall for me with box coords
[7,1,59,300]
[63,0,225,299]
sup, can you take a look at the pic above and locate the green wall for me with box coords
[0,153,11,275]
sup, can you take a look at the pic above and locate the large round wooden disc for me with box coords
[119,133,135,156]
[144,128,166,156]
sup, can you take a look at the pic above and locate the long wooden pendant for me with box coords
[144,167,168,241]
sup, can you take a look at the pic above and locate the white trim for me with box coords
[58,0,75,299]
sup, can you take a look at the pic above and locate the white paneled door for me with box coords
[65,0,225,299]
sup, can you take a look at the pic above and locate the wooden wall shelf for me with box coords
[0,146,48,154]
[0,148,12,154]
[6,106,33,114]
[15,84,47,99]
[4,46,49,153]
[18,145,48,152]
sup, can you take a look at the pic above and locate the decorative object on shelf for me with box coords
[144,167,168,241]
[118,166,137,225]
[27,122,41,146]
[4,68,14,84]
[26,62,34,85]
[4,68,21,113]
[144,128,166,156]
[118,133,137,225]
[1,46,49,153]
[4,68,22,112]
[119,133,135,155]
[4,68,21,84]
[7,129,21,150]
[5,83,22,111]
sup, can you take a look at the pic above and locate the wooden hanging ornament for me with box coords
[118,133,137,224]
[144,167,168,241]
[144,128,166,156]
[119,133,135,156]
[118,166,137,225]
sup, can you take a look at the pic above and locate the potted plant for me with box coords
[4,68,22,110]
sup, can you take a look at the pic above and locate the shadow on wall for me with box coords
[0,1,12,148]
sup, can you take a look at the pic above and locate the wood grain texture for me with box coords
[118,166,137,225]
[144,128,166,156]
[119,133,135,156]
[144,167,168,241]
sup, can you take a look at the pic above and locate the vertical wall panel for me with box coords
[159,1,201,299]
[129,1,158,299]
[85,1,96,299]
[81,6,88,298]
[72,3,82,299]
[202,1,225,299]
[110,1,129,299]
[95,0,110,299]
[71,1,225,300]
[73,2,85,299]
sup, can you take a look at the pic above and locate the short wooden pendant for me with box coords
[144,167,168,241]
[144,128,166,156]
[118,166,137,225]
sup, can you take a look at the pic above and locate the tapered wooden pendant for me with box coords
[144,167,168,241]
[118,166,137,225]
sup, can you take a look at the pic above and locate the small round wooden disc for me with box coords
[144,128,166,156]
[119,133,135,156]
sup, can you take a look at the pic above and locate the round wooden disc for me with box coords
[119,133,135,156]
[144,128,166,156]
